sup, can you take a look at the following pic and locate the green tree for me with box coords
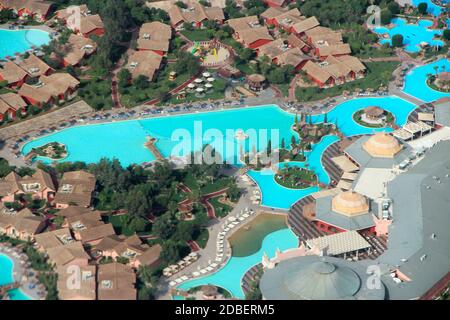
[391,34,404,47]
[418,2,428,15]
[118,69,132,88]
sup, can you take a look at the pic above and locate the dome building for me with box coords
[362,132,403,158]
[344,133,412,169]
[259,255,385,300]
[314,190,375,234]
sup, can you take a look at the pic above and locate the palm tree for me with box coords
[434,65,439,76]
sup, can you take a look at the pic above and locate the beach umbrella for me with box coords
[196,87,204,92]
[202,72,211,78]
[187,83,195,89]
[207,77,215,82]
[205,83,213,88]
[194,78,203,84]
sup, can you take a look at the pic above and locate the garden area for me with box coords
[353,109,395,128]
[275,165,318,189]
[295,61,399,102]
[31,142,67,160]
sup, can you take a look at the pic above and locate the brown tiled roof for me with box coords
[336,55,366,73]
[18,73,80,104]
[97,262,136,300]
[139,21,172,41]
[227,15,261,32]
[125,50,162,80]
[79,14,104,35]
[0,169,55,195]
[17,53,52,77]
[168,3,224,25]
[277,47,312,67]
[137,39,169,52]
[34,227,74,250]
[293,16,320,34]
[304,26,334,37]
[56,4,89,20]
[316,43,351,57]
[67,210,103,230]
[239,26,273,45]
[322,56,352,78]
[1,0,54,16]
[54,170,96,207]
[136,244,162,266]
[258,38,290,59]
[260,7,286,20]
[275,8,303,27]
[57,206,91,218]
[287,33,308,49]
[46,240,90,267]
[0,92,27,114]
[310,31,343,46]
[303,60,334,84]
[0,61,28,84]
[62,34,97,66]
[57,264,96,300]
[78,223,115,243]
[0,208,45,236]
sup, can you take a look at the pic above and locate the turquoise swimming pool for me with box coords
[403,58,450,102]
[22,97,417,166]
[412,0,446,17]
[0,253,31,300]
[373,18,444,52]
[247,135,339,210]
[0,29,51,59]
[177,228,298,299]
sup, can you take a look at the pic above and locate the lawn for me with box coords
[295,61,399,102]
[181,29,214,42]
[209,197,232,218]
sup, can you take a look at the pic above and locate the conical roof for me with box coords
[362,132,402,158]
[331,190,369,217]
[282,261,361,300]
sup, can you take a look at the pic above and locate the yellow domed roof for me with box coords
[362,133,402,158]
[331,191,369,217]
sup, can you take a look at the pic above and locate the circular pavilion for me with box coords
[201,285,218,300]
[259,255,385,300]
[364,106,384,120]
[331,190,369,217]
[435,71,450,90]
[247,74,267,92]
[362,132,402,158]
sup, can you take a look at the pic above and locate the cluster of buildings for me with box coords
[225,6,366,87]
[167,2,225,30]
[0,0,55,22]
[55,4,104,37]
[0,169,162,300]
[124,21,173,81]
[262,137,450,300]
[0,53,80,121]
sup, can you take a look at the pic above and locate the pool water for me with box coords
[373,18,444,52]
[228,213,288,257]
[412,0,447,17]
[177,228,298,299]
[0,253,31,300]
[403,58,450,102]
[0,29,51,59]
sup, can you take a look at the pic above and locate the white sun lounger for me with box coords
[200,269,207,274]
[169,281,176,287]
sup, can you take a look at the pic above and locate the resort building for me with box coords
[260,7,303,33]
[61,34,97,67]
[167,2,224,30]
[227,16,273,49]
[312,190,376,234]
[302,55,366,87]
[18,73,80,106]
[57,5,104,37]
[53,171,96,209]
[125,50,163,81]
[258,39,312,70]
[57,264,96,300]
[16,53,53,78]
[137,21,172,56]
[77,223,115,246]
[344,133,412,169]
[34,227,76,252]
[0,92,27,122]
[0,207,45,240]
[432,97,450,128]
[0,61,29,87]
[95,234,162,269]
[292,16,320,36]
[0,0,55,21]
[58,208,107,242]
[0,169,56,203]
[97,262,137,300]
[259,255,386,300]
